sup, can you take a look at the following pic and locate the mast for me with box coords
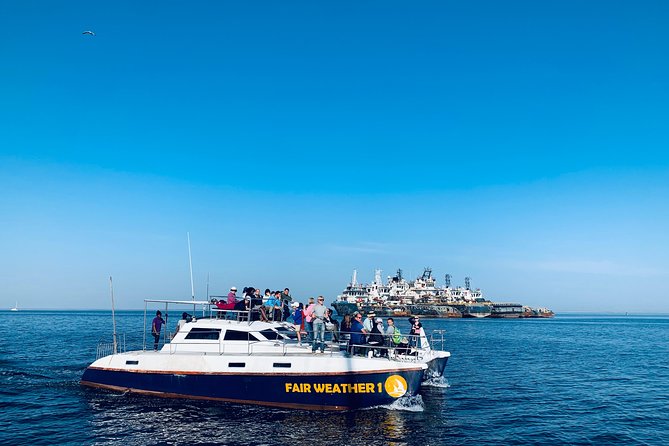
[187,232,195,301]
[109,276,118,354]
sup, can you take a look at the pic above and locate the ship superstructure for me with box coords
[333,268,552,318]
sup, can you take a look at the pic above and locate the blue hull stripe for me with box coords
[81,368,424,410]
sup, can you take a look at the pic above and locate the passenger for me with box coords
[291,302,304,346]
[303,297,315,343]
[386,317,409,354]
[367,317,386,357]
[323,308,339,342]
[151,310,165,351]
[264,292,279,321]
[363,312,375,333]
[227,287,238,306]
[340,314,353,343]
[238,295,251,321]
[176,312,190,334]
[280,287,292,304]
[408,316,423,349]
[272,291,284,321]
[311,296,327,354]
[252,288,262,305]
[263,288,272,316]
[251,288,265,321]
[348,312,368,356]
[280,288,292,322]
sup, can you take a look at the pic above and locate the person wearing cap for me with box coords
[291,302,304,346]
[311,296,328,354]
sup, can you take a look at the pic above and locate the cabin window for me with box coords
[223,330,260,341]
[126,360,139,365]
[259,329,283,340]
[228,362,245,368]
[185,328,221,340]
[273,363,291,368]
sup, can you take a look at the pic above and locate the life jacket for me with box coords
[392,327,402,344]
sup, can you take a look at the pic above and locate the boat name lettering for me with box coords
[285,382,381,394]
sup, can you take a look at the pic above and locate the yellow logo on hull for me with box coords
[384,375,408,398]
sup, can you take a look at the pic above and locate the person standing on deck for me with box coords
[151,310,165,351]
[303,297,316,343]
[311,296,327,354]
[291,302,304,346]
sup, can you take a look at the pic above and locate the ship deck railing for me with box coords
[95,334,127,359]
[114,299,446,361]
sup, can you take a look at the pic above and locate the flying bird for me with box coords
[82,30,96,36]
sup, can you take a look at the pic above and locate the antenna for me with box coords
[109,276,118,354]
[187,232,195,301]
[444,274,451,288]
[465,276,471,290]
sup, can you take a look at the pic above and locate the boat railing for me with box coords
[95,334,127,359]
[429,329,447,352]
[335,330,433,363]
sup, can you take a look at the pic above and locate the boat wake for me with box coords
[422,376,450,388]
[373,394,425,412]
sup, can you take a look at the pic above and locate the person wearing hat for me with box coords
[226,287,238,306]
[291,302,304,346]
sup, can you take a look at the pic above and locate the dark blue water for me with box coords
[1,311,667,445]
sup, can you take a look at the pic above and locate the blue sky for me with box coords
[1,1,668,311]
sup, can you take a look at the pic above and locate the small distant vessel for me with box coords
[82,299,450,410]
[10,302,18,312]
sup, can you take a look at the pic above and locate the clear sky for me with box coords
[1,1,668,312]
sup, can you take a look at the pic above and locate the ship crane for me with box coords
[422,267,433,280]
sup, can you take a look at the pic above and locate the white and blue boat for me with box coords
[81,299,449,410]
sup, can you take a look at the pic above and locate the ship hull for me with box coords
[81,362,424,411]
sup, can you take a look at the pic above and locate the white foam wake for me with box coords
[422,376,451,388]
[372,394,425,412]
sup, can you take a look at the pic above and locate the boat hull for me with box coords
[424,353,450,378]
[81,364,424,410]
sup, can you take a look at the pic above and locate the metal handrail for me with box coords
[96,334,126,359]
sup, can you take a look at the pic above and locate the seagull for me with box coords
[82,30,96,36]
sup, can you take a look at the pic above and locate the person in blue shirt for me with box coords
[291,302,304,346]
[348,312,368,355]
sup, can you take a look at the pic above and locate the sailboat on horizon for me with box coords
[10,301,18,311]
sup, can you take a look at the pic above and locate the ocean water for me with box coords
[1,311,668,446]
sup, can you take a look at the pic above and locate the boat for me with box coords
[490,302,524,318]
[10,301,18,311]
[333,268,553,319]
[81,299,450,410]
